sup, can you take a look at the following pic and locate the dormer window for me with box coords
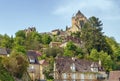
[70,63,76,72]
[29,56,35,63]
[30,59,35,63]
[91,63,98,72]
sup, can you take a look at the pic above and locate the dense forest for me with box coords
[0,16,120,80]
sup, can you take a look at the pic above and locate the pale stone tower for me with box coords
[68,10,87,33]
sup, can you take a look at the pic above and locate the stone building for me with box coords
[24,27,36,36]
[0,48,10,57]
[67,10,87,33]
[54,57,107,81]
[27,50,41,81]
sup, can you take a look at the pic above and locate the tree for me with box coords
[99,51,113,71]
[0,57,15,81]
[105,37,120,70]
[81,16,112,54]
[25,31,42,50]
[14,37,25,46]
[12,45,26,54]
[63,41,77,57]
[1,34,13,49]
[44,47,64,57]
[43,57,54,80]
[15,30,26,39]
[75,47,84,58]
[66,41,76,51]
[42,34,52,44]
[89,49,99,61]
[2,51,28,78]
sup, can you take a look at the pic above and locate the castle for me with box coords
[67,10,87,33]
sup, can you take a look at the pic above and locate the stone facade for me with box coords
[54,57,106,81]
[51,29,60,35]
[67,10,87,33]
[49,42,61,48]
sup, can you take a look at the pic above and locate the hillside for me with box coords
[0,10,120,81]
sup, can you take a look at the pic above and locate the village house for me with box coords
[27,50,41,81]
[0,48,10,57]
[49,42,62,48]
[54,57,107,81]
[51,29,60,35]
[67,10,87,33]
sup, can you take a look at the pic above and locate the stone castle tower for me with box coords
[67,10,87,33]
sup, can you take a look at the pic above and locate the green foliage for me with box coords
[89,49,99,61]
[99,51,113,71]
[15,30,26,39]
[64,49,73,57]
[75,47,84,58]
[63,41,83,57]
[71,31,81,38]
[2,51,29,78]
[0,57,15,81]
[14,37,25,46]
[42,34,52,44]
[81,16,112,54]
[12,45,26,54]
[25,31,42,50]
[0,34,14,49]
[106,37,120,58]
[105,37,120,70]
[44,47,64,57]
[66,41,77,51]
[89,49,113,71]
[43,57,54,80]
[63,41,76,57]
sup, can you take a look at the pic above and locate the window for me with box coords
[81,73,84,81]
[63,73,67,81]
[29,56,35,63]
[70,63,76,72]
[72,73,76,81]
[89,74,93,81]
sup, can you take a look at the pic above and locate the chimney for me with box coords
[72,57,76,61]
[99,59,101,66]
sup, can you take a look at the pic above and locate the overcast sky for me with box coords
[0,0,120,43]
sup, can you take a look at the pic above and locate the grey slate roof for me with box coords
[27,50,41,64]
[0,48,8,55]
[55,57,103,73]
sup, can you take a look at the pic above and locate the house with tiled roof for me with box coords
[51,29,60,35]
[54,57,107,81]
[108,71,120,81]
[0,48,10,57]
[49,42,61,48]
[27,50,41,81]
